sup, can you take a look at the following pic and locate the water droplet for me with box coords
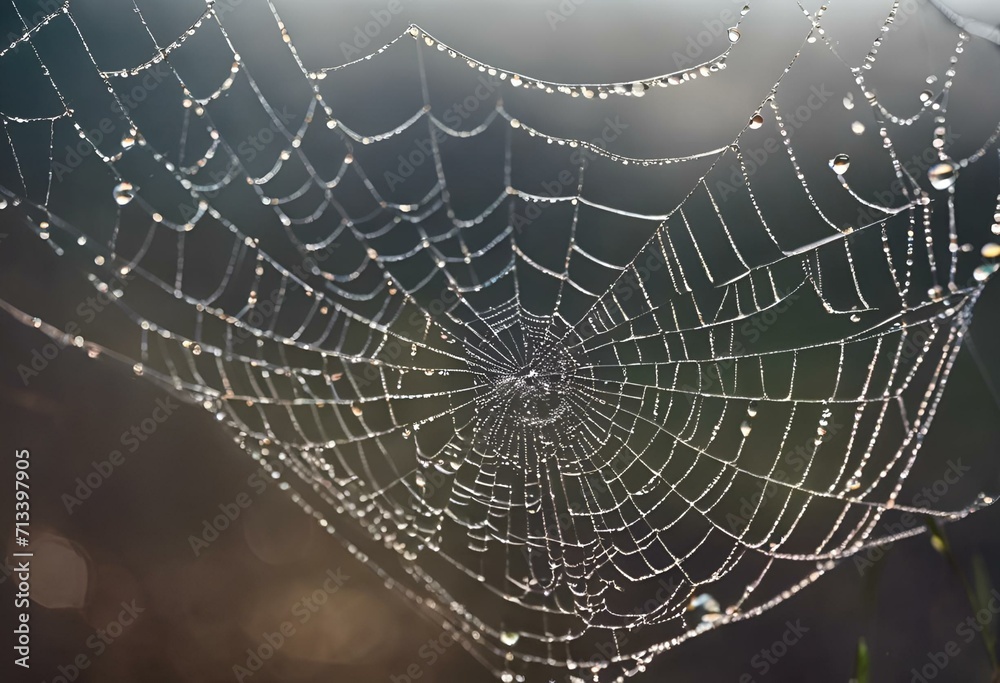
[829,153,850,175]
[928,158,958,190]
[740,420,752,437]
[728,28,741,43]
[842,93,854,110]
[919,90,933,103]
[688,593,721,614]
[748,113,764,129]
[847,478,861,491]
[500,631,520,646]
[351,403,363,417]
[981,243,1000,259]
[415,473,426,487]
[0,198,6,210]
[928,285,945,302]
[113,181,135,205]
[850,313,861,322]
[121,133,135,149]
[974,263,998,282]
[746,401,758,418]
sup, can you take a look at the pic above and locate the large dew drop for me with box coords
[728,28,741,43]
[500,631,520,647]
[927,159,958,190]
[974,263,998,282]
[748,113,764,129]
[113,181,135,205]
[829,154,850,175]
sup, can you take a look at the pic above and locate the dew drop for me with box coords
[0,198,7,210]
[850,313,861,323]
[928,158,958,190]
[740,420,752,437]
[842,93,854,110]
[847,478,861,491]
[688,593,721,614]
[500,631,520,646]
[919,90,933,103]
[829,153,850,175]
[748,113,764,129]
[974,263,999,282]
[982,243,1000,259]
[113,181,135,205]
[351,403,363,417]
[746,401,758,418]
[728,28,741,43]
[851,121,865,135]
[121,133,136,150]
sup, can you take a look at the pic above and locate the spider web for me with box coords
[1,0,999,680]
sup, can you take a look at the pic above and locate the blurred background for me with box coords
[1,0,1000,681]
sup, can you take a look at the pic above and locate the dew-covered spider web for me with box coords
[2,0,1000,680]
